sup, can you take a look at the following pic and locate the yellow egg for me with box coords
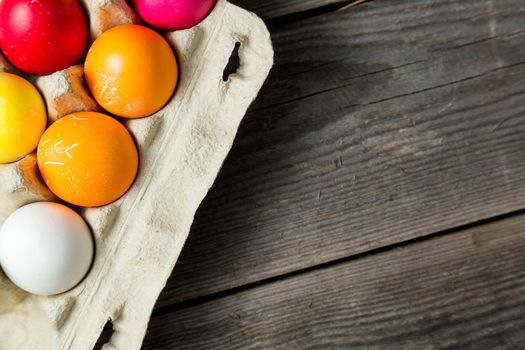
[0,73,47,163]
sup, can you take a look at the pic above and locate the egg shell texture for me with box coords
[37,112,139,207]
[84,24,178,118]
[0,202,94,296]
[131,0,217,30]
[0,72,47,164]
[0,0,88,75]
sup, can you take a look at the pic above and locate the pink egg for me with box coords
[131,0,216,31]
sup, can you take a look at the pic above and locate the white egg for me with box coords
[0,202,94,296]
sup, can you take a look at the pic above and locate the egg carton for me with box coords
[0,0,273,349]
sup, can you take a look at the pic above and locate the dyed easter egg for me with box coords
[37,112,139,207]
[131,0,216,31]
[0,0,88,75]
[84,24,178,118]
[0,202,94,296]
[0,72,47,164]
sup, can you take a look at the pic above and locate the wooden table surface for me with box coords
[139,0,525,348]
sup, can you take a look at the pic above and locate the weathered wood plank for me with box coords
[156,0,525,305]
[145,214,525,349]
[155,0,525,307]
[247,0,525,112]
[230,0,349,20]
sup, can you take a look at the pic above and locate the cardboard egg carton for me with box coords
[0,0,273,349]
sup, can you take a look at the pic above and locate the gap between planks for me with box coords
[144,207,525,349]
[231,0,371,22]
[265,0,371,27]
[153,205,525,318]
[157,0,525,307]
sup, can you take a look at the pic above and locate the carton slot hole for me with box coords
[93,318,114,350]
[223,42,241,82]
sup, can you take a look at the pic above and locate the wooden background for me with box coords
[138,0,525,348]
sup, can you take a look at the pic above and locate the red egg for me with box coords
[0,0,88,76]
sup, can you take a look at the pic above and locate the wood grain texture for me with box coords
[145,214,525,349]
[155,0,525,307]
[230,0,349,20]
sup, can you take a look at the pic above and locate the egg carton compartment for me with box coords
[0,0,273,349]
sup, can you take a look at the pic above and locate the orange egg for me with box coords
[84,24,178,118]
[37,112,139,207]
